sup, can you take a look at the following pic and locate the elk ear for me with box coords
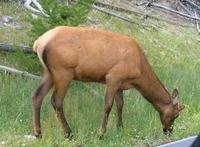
[178,104,185,111]
[172,88,179,105]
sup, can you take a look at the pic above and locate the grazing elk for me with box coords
[32,26,184,139]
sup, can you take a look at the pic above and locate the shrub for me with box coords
[29,0,95,42]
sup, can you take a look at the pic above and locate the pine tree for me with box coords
[29,0,95,42]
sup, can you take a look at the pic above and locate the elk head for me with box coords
[159,89,185,135]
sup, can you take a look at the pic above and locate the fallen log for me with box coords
[0,43,34,54]
[178,0,192,15]
[92,5,159,30]
[95,1,193,28]
[148,2,200,22]
[0,65,41,80]
[182,0,200,11]
[194,9,200,34]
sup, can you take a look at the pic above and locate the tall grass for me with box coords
[1,5,200,147]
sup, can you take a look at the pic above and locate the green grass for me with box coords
[1,3,200,147]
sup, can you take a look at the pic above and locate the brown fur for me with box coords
[32,26,184,138]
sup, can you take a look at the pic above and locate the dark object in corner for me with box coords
[191,134,200,147]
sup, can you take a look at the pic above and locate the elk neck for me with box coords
[135,54,172,114]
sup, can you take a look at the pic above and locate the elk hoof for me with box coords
[99,129,105,140]
[65,132,73,140]
[34,133,42,139]
[99,134,104,140]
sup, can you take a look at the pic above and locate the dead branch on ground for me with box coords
[148,2,200,22]
[0,65,40,80]
[178,0,192,15]
[182,0,200,11]
[95,1,142,16]
[194,9,200,34]
[92,5,137,24]
[96,1,193,28]
[0,43,33,54]
[24,0,49,17]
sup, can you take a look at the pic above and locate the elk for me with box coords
[32,26,185,139]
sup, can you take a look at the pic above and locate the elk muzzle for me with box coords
[163,125,173,135]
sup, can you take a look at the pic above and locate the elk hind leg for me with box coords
[51,71,73,139]
[32,69,53,138]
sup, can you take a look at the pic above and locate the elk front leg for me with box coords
[114,89,124,128]
[32,69,52,138]
[99,78,120,139]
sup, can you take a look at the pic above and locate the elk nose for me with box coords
[163,126,173,135]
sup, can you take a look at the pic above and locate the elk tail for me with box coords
[33,39,48,70]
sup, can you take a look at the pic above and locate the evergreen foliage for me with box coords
[29,0,95,41]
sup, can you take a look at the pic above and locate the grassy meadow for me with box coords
[0,2,200,147]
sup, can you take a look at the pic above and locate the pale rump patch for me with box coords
[33,39,38,52]
[37,46,46,68]
[32,27,60,68]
